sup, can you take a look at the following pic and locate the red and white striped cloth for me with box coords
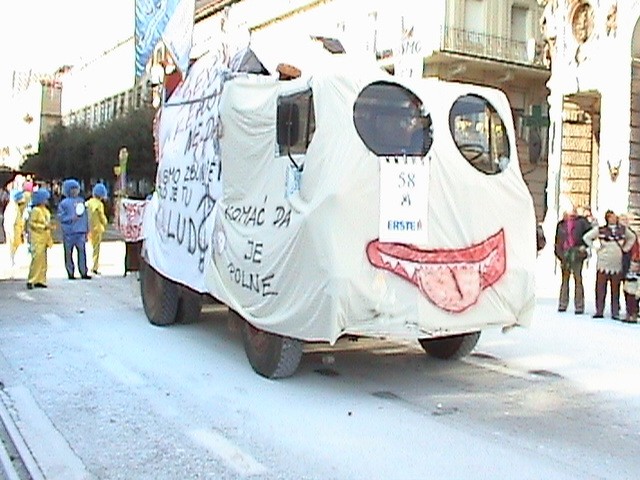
[116,198,147,242]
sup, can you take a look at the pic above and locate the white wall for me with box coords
[61,39,136,115]
[545,0,638,223]
[7,85,43,156]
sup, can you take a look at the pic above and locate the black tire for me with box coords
[239,315,304,379]
[176,288,203,324]
[419,332,481,359]
[139,259,180,326]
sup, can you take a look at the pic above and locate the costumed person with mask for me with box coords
[57,178,91,280]
[2,189,27,269]
[86,183,109,275]
[26,189,54,289]
[583,210,636,319]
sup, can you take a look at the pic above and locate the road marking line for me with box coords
[16,292,34,302]
[189,428,267,477]
[99,358,145,386]
[462,356,534,380]
[41,313,67,329]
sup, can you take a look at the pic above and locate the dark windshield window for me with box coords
[277,89,315,155]
[353,81,433,157]
[449,94,510,174]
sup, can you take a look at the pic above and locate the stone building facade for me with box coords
[57,0,552,220]
[192,0,551,220]
[541,0,640,230]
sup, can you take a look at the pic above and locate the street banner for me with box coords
[118,199,148,242]
[394,18,424,78]
[135,0,194,78]
[162,0,196,76]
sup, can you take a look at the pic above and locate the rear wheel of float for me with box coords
[236,312,303,379]
[176,288,203,324]
[139,259,180,326]
[419,332,481,359]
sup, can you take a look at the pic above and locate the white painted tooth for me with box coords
[404,261,417,277]
[380,252,394,267]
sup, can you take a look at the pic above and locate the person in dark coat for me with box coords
[554,204,593,314]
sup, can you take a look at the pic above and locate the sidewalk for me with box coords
[0,215,123,246]
[48,219,123,243]
[0,234,128,282]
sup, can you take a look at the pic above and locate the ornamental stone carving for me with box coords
[571,1,594,44]
[606,3,617,37]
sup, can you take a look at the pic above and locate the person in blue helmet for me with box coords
[26,188,54,289]
[86,183,109,275]
[57,178,91,279]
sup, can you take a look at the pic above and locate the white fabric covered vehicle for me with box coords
[141,42,537,378]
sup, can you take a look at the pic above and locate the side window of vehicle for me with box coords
[353,81,433,157]
[449,94,510,175]
[277,89,315,156]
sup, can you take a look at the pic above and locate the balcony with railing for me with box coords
[441,26,547,68]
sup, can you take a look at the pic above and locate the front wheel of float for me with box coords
[176,288,203,324]
[419,332,481,359]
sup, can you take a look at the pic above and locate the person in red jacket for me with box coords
[554,204,593,314]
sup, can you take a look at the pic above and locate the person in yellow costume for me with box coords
[2,189,27,268]
[27,189,54,289]
[86,183,109,275]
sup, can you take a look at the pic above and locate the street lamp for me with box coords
[116,147,128,197]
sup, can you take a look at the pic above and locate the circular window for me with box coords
[449,94,510,175]
[353,81,433,157]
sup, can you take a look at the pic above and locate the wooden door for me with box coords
[560,111,593,210]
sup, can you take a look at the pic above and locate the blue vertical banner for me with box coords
[135,0,194,79]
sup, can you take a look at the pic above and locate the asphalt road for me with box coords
[0,242,639,479]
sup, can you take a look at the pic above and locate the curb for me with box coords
[0,436,20,480]
[0,392,45,480]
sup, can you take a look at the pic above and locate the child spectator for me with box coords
[623,263,640,323]
[623,223,640,323]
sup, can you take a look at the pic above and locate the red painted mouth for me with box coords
[366,229,506,313]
